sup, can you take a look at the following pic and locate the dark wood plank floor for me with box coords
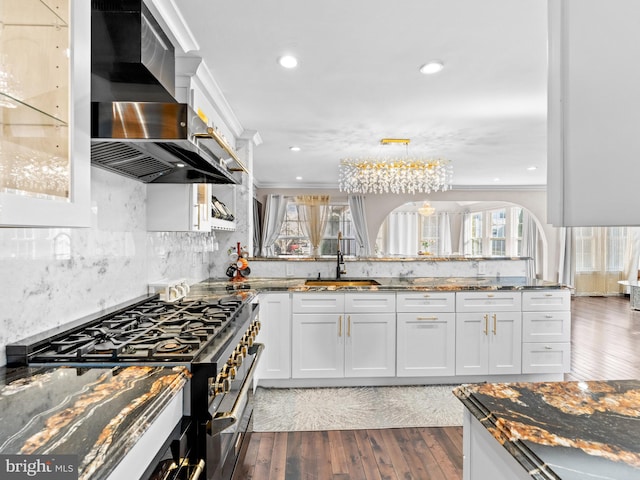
[233,296,640,480]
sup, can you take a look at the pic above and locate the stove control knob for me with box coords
[252,320,261,332]
[237,344,248,357]
[212,376,230,395]
[221,363,237,380]
[230,351,243,367]
[243,334,254,347]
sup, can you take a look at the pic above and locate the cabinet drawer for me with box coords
[456,291,521,312]
[522,290,570,311]
[397,292,455,312]
[345,293,396,312]
[292,293,344,313]
[522,342,571,374]
[522,312,571,342]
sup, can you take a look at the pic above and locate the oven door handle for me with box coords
[207,342,265,436]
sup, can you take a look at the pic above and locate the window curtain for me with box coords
[295,195,330,256]
[438,212,452,255]
[521,209,539,279]
[558,227,575,288]
[573,227,634,296]
[458,211,469,254]
[260,194,287,257]
[387,211,419,256]
[348,195,371,257]
[624,228,640,283]
[252,197,262,257]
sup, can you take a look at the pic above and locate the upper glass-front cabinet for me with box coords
[0,0,90,227]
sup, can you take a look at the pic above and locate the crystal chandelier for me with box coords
[338,157,453,195]
[338,138,452,195]
[418,201,435,216]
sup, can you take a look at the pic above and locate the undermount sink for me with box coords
[304,279,381,287]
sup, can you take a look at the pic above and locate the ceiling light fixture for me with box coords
[290,146,301,152]
[527,166,537,171]
[338,138,453,195]
[418,202,435,217]
[419,61,444,75]
[278,55,298,69]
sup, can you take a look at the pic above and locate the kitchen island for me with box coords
[0,365,189,480]
[454,380,640,480]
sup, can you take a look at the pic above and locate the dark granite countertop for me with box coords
[250,255,532,262]
[188,276,565,296]
[0,365,189,480]
[454,380,640,479]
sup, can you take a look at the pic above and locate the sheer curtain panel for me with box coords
[261,194,287,257]
[295,195,330,256]
[348,195,371,257]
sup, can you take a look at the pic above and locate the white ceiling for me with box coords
[173,0,548,190]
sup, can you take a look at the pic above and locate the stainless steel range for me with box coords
[6,292,263,480]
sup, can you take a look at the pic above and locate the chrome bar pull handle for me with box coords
[208,343,264,436]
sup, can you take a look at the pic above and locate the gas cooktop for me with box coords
[6,294,251,367]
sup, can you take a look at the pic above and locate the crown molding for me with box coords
[148,0,200,53]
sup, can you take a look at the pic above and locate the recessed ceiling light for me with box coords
[527,166,537,171]
[290,146,301,152]
[278,55,298,69]
[419,61,444,75]
[176,162,185,168]
[296,176,303,181]
[493,177,500,182]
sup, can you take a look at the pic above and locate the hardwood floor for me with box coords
[566,295,640,381]
[233,296,640,480]
[233,427,463,480]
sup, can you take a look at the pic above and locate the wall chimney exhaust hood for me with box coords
[90,0,246,184]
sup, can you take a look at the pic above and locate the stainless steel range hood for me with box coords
[90,0,246,184]
[91,101,247,183]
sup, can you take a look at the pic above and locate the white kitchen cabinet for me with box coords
[147,184,236,231]
[521,290,571,374]
[456,292,522,376]
[344,312,396,377]
[521,290,571,312]
[291,292,396,379]
[0,0,91,227]
[255,293,291,381]
[147,184,212,232]
[292,312,344,378]
[397,292,456,376]
[547,0,640,226]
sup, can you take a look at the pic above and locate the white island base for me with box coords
[463,409,532,480]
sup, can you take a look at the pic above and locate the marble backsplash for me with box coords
[0,168,222,366]
[249,257,530,279]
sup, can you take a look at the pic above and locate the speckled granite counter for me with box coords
[454,380,640,479]
[0,365,189,480]
[188,276,564,296]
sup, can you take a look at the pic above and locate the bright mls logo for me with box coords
[0,455,77,479]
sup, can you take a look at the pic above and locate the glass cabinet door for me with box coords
[0,0,90,227]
